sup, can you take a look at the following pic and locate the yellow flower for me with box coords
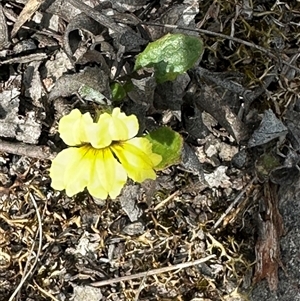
[50,108,161,199]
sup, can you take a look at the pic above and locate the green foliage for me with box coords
[111,82,127,102]
[111,81,134,102]
[134,33,203,83]
[255,152,281,181]
[146,127,183,170]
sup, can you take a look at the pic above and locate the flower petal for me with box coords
[110,108,139,140]
[111,137,161,183]
[88,108,139,148]
[87,113,112,149]
[87,148,127,199]
[59,109,93,146]
[50,146,92,196]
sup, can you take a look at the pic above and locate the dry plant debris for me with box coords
[0,0,300,300]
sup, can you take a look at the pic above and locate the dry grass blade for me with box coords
[212,178,255,230]
[11,0,44,37]
[153,190,179,210]
[134,274,147,301]
[32,280,60,301]
[91,255,216,287]
[8,193,43,301]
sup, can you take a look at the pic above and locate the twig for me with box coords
[134,274,147,301]
[141,22,300,74]
[0,53,47,65]
[91,254,216,287]
[153,190,179,210]
[212,178,255,231]
[32,280,60,301]
[9,192,43,301]
[0,139,56,160]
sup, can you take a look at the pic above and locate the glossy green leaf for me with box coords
[146,127,183,170]
[111,82,127,102]
[134,33,203,83]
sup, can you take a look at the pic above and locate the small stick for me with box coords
[153,190,179,210]
[91,254,216,287]
[0,139,56,160]
[0,53,47,66]
[33,280,60,301]
[212,178,255,230]
[134,273,147,301]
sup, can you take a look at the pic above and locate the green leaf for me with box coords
[146,127,183,170]
[111,82,127,102]
[134,33,203,83]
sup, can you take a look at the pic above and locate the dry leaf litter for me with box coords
[0,0,300,301]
